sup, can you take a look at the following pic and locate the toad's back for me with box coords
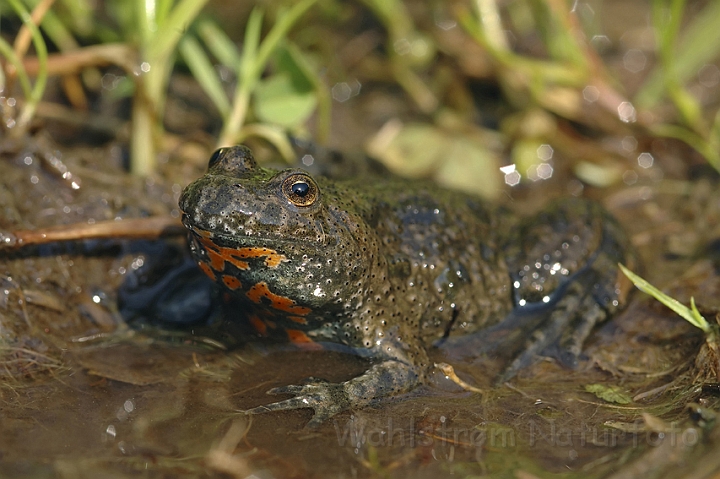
[358,182,515,342]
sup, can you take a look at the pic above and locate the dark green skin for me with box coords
[179,146,631,426]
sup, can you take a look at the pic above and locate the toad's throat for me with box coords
[187,228,313,319]
[188,225,289,272]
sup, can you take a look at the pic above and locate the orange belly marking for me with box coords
[198,261,216,280]
[246,281,312,316]
[249,314,268,336]
[286,329,322,350]
[222,275,242,290]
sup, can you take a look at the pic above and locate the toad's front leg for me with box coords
[244,359,421,428]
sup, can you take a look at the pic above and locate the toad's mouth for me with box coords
[185,223,336,273]
[181,211,332,245]
[183,221,329,250]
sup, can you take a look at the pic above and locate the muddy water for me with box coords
[1,138,720,478]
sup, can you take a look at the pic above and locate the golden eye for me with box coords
[282,173,319,207]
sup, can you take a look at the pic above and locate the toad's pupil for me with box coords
[292,181,310,197]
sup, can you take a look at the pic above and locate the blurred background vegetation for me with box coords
[1,0,720,198]
[3,5,720,476]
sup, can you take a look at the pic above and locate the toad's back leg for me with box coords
[499,198,633,381]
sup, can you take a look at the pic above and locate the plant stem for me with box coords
[7,0,48,134]
[217,0,317,148]
[130,0,209,175]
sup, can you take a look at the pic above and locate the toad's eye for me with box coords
[207,147,225,169]
[282,173,319,207]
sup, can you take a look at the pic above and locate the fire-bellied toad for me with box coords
[179,145,632,426]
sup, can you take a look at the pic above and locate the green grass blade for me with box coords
[649,124,715,162]
[156,0,174,25]
[473,0,510,52]
[135,0,151,46]
[618,263,710,332]
[219,0,317,146]
[707,109,720,172]
[8,0,48,130]
[0,37,33,97]
[20,2,80,51]
[284,41,330,142]
[147,0,209,63]
[239,7,263,80]
[652,0,686,65]
[55,0,94,36]
[179,35,229,116]
[197,19,240,67]
[254,0,318,77]
[637,0,720,108]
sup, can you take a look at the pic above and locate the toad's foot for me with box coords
[496,278,609,384]
[244,360,420,428]
[244,381,349,428]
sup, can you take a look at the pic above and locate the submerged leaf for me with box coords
[585,384,632,404]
